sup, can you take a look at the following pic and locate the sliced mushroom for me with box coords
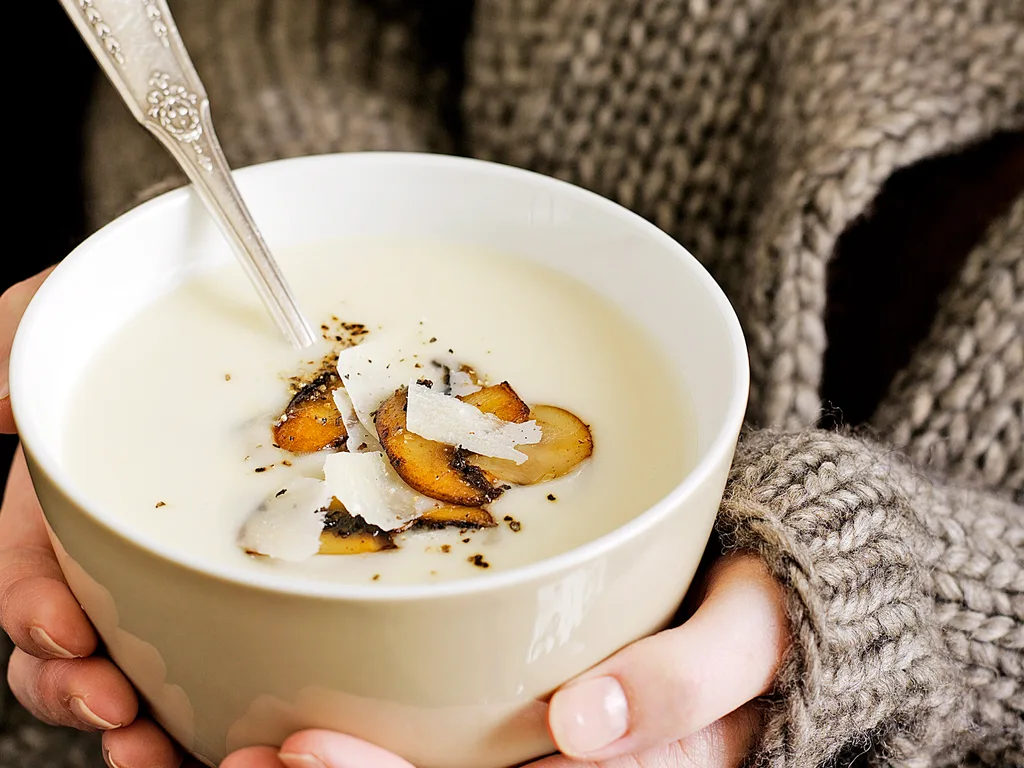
[411,505,497,530]
[273,371,347,454]
[468,405,593,485]
[374,388,503,506]
[459,382,530,423]
[319,505,396,555]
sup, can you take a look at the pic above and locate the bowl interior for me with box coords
[11,152,748,594]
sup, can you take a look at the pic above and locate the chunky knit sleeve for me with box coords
[717,428,1024,768]
[872,193,1024,500]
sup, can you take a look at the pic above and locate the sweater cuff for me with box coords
[716,429,967,767]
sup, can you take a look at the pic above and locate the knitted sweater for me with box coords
[3,1,1022,766]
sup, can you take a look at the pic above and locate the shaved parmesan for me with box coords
[238,477,330,561]
[405,381,542,463]
[332,387,382,454]
[323,451,438,531]
[449,369,481,397]
[336,329,451,437]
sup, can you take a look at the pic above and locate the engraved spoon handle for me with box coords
[58,0,316,349]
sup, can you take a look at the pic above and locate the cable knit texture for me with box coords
[462,0,1024,429]
[3,1,1022,767]
[873,194,1024,500]
[719,428,1024,767]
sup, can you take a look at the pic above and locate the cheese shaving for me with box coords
[336,329,450,437]
[238,477,330,561]
[405,381,542,464]
[332,387,382,454]
[323,451,438,531]
[449,369,481,397]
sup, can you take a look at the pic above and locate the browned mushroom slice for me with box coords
[459,382,530,423]
[273,371,347,454]
[468,405,593,485]
[374,388,503,506]
[412,505,497,530]
[319,506,395,555]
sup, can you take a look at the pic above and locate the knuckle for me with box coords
[7,650,90,729]
[652,666,702,725]
[32,657,67,702]
[663,707,761,768]
[0,558,64,631]
[6,648,43,714]
[0,569,76,660]
[666,720,730,768]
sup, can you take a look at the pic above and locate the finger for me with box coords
[547,552,787,760]
[6,647,138,731]
[0,266,56,433]
[528,702,762,768]
[221,747,284,768]
[669,702,763,768]
[102,718,182,768]
[0,448,98,659]
[275,730,417,768]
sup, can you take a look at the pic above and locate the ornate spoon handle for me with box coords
[59,0,317,349]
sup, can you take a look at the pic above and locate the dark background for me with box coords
[2,5,95,489]
[4,3,1023,502]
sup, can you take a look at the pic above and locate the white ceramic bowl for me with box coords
[10,153,748,768]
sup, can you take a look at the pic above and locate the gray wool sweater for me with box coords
[3,1,1022,766]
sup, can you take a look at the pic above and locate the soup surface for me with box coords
[63,239,694,585]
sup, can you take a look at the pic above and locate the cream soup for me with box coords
[63,239,694,584]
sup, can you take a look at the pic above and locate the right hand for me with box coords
[1,268,188,767]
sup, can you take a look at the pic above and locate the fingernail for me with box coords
[104,749,125,768]
[279,755,328,768]
[29,626,79,659]
[70,696,120,730]
[549,676,629,756]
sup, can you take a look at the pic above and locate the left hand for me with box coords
[223,551,790,768]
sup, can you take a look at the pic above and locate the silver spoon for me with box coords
[59,0,317,349]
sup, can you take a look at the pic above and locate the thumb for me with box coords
[525,702,763,768]
[546,553,787,761]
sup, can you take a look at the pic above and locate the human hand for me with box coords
[223,551,789,768]
[2,269,192,766]
[3,269,787,768]
[1,268,55,431]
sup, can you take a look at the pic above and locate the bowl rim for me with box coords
[11,151,749,602]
